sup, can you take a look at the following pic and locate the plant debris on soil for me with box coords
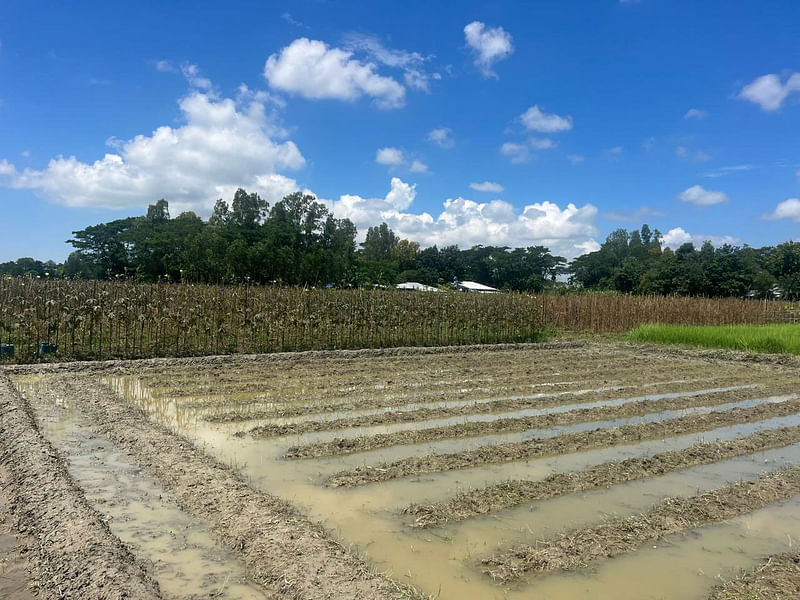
[707,551,800,600]
[283,384,790,459]
[235,379,755,435]
[480,464,800,583]
[403,425,800,528]
[325,394,800,487]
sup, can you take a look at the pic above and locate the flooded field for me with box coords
[3,343,800,599]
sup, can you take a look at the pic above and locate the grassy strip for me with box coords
[325,394,800,487]
[708,552,800,600]
[404,425,800,528]
[285,385,774,459]
[481,465,800,583]
[631,323,800,355]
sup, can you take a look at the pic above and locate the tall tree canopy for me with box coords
[3,199,797,299]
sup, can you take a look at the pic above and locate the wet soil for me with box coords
[708,551,800,600]
[0,466,35,600]
[326,395,800,487]
[284,384,789,459]
[5,342,800,600]
[0,374,164,600]
[481,465,800,583]
[44,374,428,600]
[23,381,272,600]
[404,424,800,528]
[200,364,751,419]
[236,379,755,434]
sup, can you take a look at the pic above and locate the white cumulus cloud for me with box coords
[464,21,513,78]
[376,147,428,173]
[1,88,305,213]
[678,185,728,206]
[409,160,429,174]
[501,135,558,164]
[329,178,598,259]
[470,181,504,193]
[384,177,416,210]
[763,198,800,222]
[427,127,454,148]
[154,59,176,72]
[0,159,16,176]
[528,136,556,150]
[343,33,439,93]
[739,72,800,112]
[500,142,530,164]
[520,105,573,132]
[181,63,212,90]
[661,227,740,249]
[375,147,405,166]
[264,38,406,109]
[683,108,707,119]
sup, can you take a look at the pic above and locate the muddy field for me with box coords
[3,342,800,599]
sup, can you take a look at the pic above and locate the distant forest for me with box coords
[2,189,799,299]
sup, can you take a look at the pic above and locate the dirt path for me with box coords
[708,552,800,599]
[403,425,800,528]
[47,374,427,600]
[0,375,163,600]
[325,395,800,487]
[284,385,784,459]
[481,465,800,583]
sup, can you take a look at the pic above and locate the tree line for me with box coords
[570,225,800,299]
[0,190,565,292]
[1,189,798,298]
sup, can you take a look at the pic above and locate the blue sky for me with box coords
[1,0,799,262]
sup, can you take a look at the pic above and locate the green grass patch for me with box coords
[629,323,800,355]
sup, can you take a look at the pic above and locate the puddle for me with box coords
[526,496,800,600]
[16,379,270,600]
[102,370,800,600]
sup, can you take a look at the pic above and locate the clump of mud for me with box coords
[708,551,800,600]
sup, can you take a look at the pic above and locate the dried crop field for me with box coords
[3,342,800,599]
[2,278,798,363]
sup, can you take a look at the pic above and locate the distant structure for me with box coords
[396,281,441,292]
[455,280,499,293]
[746,284,783,299]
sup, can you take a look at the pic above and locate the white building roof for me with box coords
[396,281,441,292]
[456,280,499,292]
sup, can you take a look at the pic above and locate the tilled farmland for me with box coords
[3,342,800,599]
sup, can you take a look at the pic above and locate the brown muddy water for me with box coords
[15,377,270,600]
[98,372,800,600]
